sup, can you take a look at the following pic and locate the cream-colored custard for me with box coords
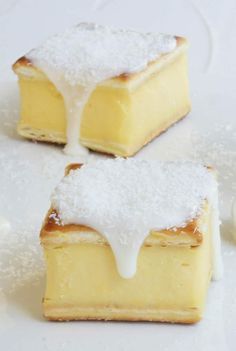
[26,23,176,156]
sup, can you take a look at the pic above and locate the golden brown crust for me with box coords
[41,208,202,244]
[40,161,203,245]
[43,302,201,324]
[65,163,82,174]
[41,209,91,235]
[117,36,185,82]
[12,56,32,71]
[12,36,187,82]
[44,315,200,324]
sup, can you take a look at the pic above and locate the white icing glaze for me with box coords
[51,159,219,279]
[26,23,176,156]
[0,217,11,235]
[42,73,92,156]
[232,198,236,242]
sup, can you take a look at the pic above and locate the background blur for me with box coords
[1,0,236,84]
[0,1,236,351]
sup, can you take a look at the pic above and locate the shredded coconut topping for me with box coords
[52,158,217,278]
[26,23,176,156]
[27,22,176,86]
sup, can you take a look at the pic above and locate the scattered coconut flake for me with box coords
[191,124,236,194]
[0,223,44,293]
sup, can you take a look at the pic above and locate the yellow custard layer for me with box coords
[13,38,190,156]
[41,203,212,324]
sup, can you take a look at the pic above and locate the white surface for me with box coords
[0,0,236,350]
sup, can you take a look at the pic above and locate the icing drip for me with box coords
[45,75,92,156]
[26,23,176,156]
[63,87,91,156]
[51,159,219,279]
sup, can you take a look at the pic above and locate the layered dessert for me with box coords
[13,23,191,157]
[40,159,223,323]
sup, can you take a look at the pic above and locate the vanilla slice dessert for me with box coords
[40,159,223,323]
[13,23,190,157]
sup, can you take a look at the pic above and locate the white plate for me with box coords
[0,0,236,350]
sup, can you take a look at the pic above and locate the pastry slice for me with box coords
[40,159,223,323]
[12,23,191,156]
